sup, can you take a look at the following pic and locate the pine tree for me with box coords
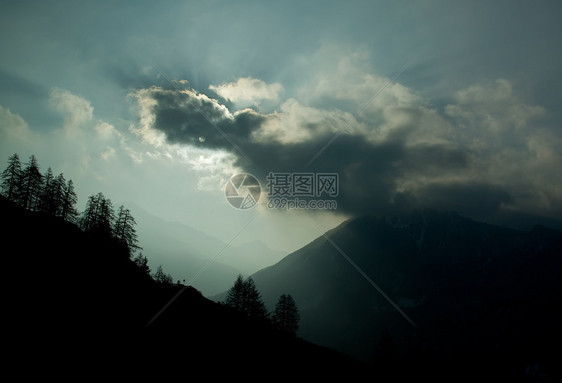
[271,294,300,336]
[60,179,78,223]
[20,155,43,210]
[114,205,141,256]
[52,173,66,217]
[39,167,56,214]
[225,274,246,311]
[225,275,268,319]
[1,153,23,202]
[81,192,114,237]
[244,277,268,319]
[153,265,173,284]
[40,170,66,216]
[133,253,150,275]
[81,194,100,232]
[98,196,114,236]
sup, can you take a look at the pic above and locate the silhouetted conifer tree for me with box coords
[2,154,77,221]
[20,155,43,211]
[81,194,98,231]
[153,265,173,284]
[244,277,268,319]
[60,179,78,222]
[271,294,300,336]
[39,167,61,215]
[40,167,54,212]
[81,192,114,237]
[52,173,66,216]
[98,196,114,235]
[133,253,150,275]
[114,205,141,256]
[225,274,246,311]
[1,153,22,202]
[225,275,268,319]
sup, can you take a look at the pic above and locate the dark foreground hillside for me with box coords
[1,196,366,378]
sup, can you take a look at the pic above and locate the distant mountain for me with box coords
[245,210,562,378]
[126,202,285,295]
[1,195,367,378]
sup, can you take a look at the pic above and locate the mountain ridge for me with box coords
[237,209,562,378]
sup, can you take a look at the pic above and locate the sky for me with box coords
[1,0,562,258]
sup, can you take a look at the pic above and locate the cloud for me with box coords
[49,88,94,137]
[454,78,513,105]
[0,105,34,143]
[128,53,561,225]
[445,79,546,151]
[129,82,473,217]
[294,46,418,115]
[130,87,239,148]
[100,146,116,161]
[94,121,118,140]
[252,98,363,145]
[45,88,137,171]
[129,87,241,180]
[401,182,515,223]
[440,80,562,216]
[0,89,151,184]
[209,77,283,107]
[291,46,455,146]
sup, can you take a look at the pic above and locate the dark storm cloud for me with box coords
[254,137,473,216]
[149,89,265,150]
[138,86,503,218]
[412,182,514,221]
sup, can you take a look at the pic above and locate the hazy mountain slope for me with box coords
[249,210,562,376]
[127,202,285,295]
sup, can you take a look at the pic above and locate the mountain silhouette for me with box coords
[242,210,562,379]
[1,195,366,378]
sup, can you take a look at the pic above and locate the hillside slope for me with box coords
[1,196,366,378]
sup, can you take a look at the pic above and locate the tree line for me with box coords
[1,153,141,258]
[1,153,197,285]
[80,191,141,256]
[2,154,293,320]
[224,274,300,336]
[1,153,79,221]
